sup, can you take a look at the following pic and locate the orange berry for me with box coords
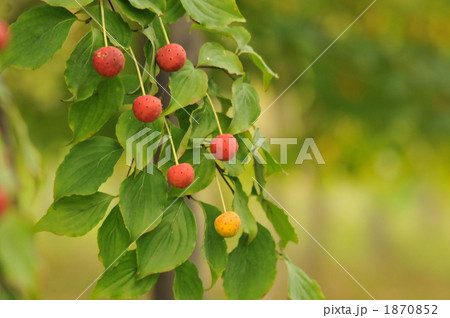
[214,211,241,237]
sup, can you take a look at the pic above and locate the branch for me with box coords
[107,0,115,11]
[215,162,235,195]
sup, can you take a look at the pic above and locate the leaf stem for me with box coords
[164,118,179,165]
[215,174,227,213]
[100,0,108,47]
[129,48,146,95]
[158,16,170,46]
[206,93,223,135]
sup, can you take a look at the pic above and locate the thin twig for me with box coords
[215,162,235,194]
[107,0,115,11]
[126,158,135,177]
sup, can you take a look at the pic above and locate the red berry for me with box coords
[92,46,125,77]
[167,163,195,188]
[156,43,187,72]
[0,21,10,51]
[210,134,239,161]
[133,95,162,123]
[0,189,10,216]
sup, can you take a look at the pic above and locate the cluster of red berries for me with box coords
[92,43,187,125]
[92,43,191,188]
[91,40,241,237]
[91,43,240,191]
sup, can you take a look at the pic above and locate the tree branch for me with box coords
[215,162,235,195]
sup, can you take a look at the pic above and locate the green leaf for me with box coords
[215,113,232,135]
[198,201,227,288]
[262,148,283,176]
[191,25,251,49]
[98,205,131,268]
[65,29,104,101]
[115,0,156,26]
[253,160,266,195]
[180,0,245,27]
[129,0,166,15]
[168,148,215,196]
[208,78,233,113]
[0,5,76,71]
[69,77,125,143]
[174,104,199,131]
[227,78,261,135]
[119,169,168,240]
[223,223,277,299]
[87,6,133,48]
[121,75,143,104]
[163,0,186,23]
[92,250,159,299]
[142,27,162,86]
[253,128,284,177]
[116,110,164,169]
[239,45,279,90]
[173,261,204,300]
[136,199,197,277]
[163,60,208,115]
[165,120,187,154]
[36,192,114,237]
[42,0,94,9]
[284,259,325,300]
[0,214,36,294]
[190,98,217,139]
[230,177,257,242]
[149,17,169,51]
[198,42,244,75]
[260,199,298,248]
[54,137,123,200]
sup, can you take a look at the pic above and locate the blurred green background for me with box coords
[0,0,449,299]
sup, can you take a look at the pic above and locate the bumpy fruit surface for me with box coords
[214,211,241,237]
[0,189,10,216]
[156,43,187,72]
[133,95,162,123]
[0,21,10,51]
[92,46,125,77]
[210,134,239,161]
[167,163,195,188]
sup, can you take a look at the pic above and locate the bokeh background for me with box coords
[0,0,449,299]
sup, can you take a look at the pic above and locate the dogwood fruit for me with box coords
[133,95,162,123]
[92,46,125,77]
[210,134,239,161]
[156,43,186,72]
[167,163,195,188]
[214,211,241,237]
